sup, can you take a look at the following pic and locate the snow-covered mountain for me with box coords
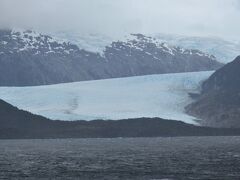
[52,31,240,64]
[0,71,213,124]
[0,29,104,86]
[0,29,81,55]
[103,34,220,74]
[154,33,240,63]
[0,29,221,86]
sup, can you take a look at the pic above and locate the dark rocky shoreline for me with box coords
[1,99,240,139]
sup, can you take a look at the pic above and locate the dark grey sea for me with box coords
[0,137,240,180]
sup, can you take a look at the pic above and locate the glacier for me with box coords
[0,71,213,124]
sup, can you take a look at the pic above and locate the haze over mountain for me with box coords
[1,0,240,40]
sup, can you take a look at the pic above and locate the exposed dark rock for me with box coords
[186,56,240,128]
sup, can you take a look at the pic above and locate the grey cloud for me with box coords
[0,0,239,40]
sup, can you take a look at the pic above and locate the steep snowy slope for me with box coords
[0,71,213,124]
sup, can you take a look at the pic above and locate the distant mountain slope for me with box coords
[154,33,240,63]
[186,56,240,128]
[0,29,221,86]
[53,31,240,64]
[0,29,107,86]
[1,99,240,139]
[0,71,213,124]
[104,34,221,74]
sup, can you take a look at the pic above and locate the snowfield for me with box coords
[0,71,213,124]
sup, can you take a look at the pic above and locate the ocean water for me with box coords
[0,137,240,180]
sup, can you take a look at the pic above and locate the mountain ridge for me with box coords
[0,29,222,86]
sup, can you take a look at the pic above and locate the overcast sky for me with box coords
[0,0,240,40]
